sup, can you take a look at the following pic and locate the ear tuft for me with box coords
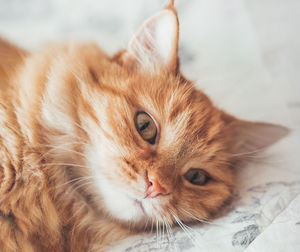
[121,9,179,73]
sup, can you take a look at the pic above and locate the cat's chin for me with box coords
[109,193,146,223]
[117,197,165,230]
[92,175,169,230]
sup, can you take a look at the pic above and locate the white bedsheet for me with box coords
[1,0,299,251]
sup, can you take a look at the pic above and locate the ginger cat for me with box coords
[0,1,287,251]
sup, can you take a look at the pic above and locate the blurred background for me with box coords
[1,0,299,251]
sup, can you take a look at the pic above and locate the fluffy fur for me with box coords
[0,2,287,251]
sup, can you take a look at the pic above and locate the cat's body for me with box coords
[0,42,133,251]
[0,2,287,251]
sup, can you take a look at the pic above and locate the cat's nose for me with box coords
[145,174,169,198]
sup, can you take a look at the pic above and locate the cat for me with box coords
[0,1,288,251]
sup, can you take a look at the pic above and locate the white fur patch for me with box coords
[95,175,145,222]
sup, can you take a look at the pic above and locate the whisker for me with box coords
[40,144,89,160]
[26,142,91,171]
[144,216,150,232]
[180,208,229,228]
[162,219,165,243]
[38,140,89,147]
[159,220,162,248]
[163,217,170,242]
[72,181,93,192]
[231,148,266,157]
[44,162,90,169]
[170,209,202,249]
[172,214,194,245]
[156,219,159,248]
[150,219,154,234]
[54,176,93,190]
[165,215,180,252]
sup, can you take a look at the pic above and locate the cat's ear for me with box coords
[224,116,289,156]
[120,7,179,73]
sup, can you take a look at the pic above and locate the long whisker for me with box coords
[37,144,111,174]
[26,142,90,170]
[144,216,150,232]
[156,218,159,248]
[72,181,93,192]
[172,214,194,245]
[230,148,267,158]
[179,209,262,246]
[39,144,89,160]
[162,219,165,244]
[170,209,202,249]
[54,176,93,189]
[164,215,180,252]
[163,217,170,242]
[44,162,90,169]
[38,140,89,148]
[151,218,154,234]
[180,208,229,228]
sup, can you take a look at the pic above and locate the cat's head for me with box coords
[78,4,288,228]
[14,3,287,229]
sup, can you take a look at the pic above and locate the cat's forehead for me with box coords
[103,73,218,152]
[127,75,213,125]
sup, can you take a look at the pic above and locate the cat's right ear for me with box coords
[116,5,179,74]
[222,112,290,157]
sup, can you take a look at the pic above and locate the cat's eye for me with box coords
[135,111,157,144]
[184,169,208,186]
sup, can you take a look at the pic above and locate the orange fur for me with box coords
[0,3,287,251]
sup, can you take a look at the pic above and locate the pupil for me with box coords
[140,121,150,131]
[191,172,198,182]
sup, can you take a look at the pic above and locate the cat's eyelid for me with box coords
[179,157,206,175]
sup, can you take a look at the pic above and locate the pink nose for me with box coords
[145,175,168,198]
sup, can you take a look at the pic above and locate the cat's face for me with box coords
[85,72,234,228]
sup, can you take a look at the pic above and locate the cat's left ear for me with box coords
[120,6,179,73]
[226,119,290,156]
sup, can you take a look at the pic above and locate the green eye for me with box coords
[135,111,157,144]
[184,169,208,186]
